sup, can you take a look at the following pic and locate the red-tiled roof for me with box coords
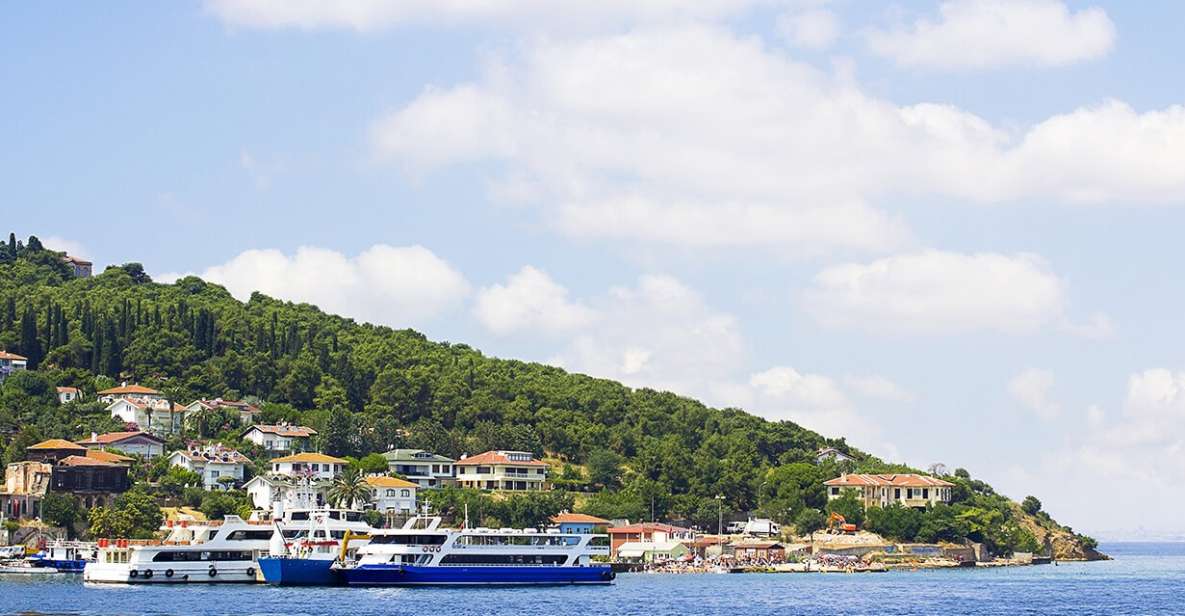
[58,455,118,467]
[607,522,693,535]
[57,386,81,394]
[245,425,317,438]
[552,513,609,524]
[76,431,165,446]
[62,255,92,266]
[823,473,954,488]
[86,450,133,464]
[0,351,27,361]
[98,384,162,396]
[455,451,548,467]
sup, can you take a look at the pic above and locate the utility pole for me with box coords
[716,494,724,538]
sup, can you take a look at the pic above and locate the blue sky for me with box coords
[4,1,1184,538]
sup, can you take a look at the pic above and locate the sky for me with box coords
[3,0,1184,539]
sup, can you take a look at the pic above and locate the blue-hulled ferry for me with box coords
[338,516,614,586]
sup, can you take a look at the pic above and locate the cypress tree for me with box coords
[19,308,42,370]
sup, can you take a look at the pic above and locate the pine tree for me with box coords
[19,308,42,370]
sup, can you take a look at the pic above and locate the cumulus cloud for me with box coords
[777,7,839,50]
[1008,368,1060,419]
[474,266,597,335]
[371,26,1185,258]
[167,244,470,328]
[867,0,1115,70]
[205,0,774,31]
[804,250,1068,335]
[845,374,915,402]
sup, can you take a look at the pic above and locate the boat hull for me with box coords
[83,561,262,584]
[343,564,615,586]
[31,558,87,572]
[258,557,342,586]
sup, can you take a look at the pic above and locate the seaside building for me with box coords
[381,448,455,488]
[76,431,166,458]
[0,461,52,519]
[824,473,955,509]
[242,424,317,454]
[19,441,132,509]
[168,445,251,490]
[0,351,27,382]
[57,386,81,404]
[244,475,327,514]
[184,398,261,425]
[551,512,610,535]
[607,522,696,559]
[364,476,418,514]
[455,450,548,491]
[270,452,347,481]
[732,541,786,563]
[614,540,689,563]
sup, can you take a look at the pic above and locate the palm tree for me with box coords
[327,467,370,510]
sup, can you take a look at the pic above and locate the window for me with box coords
[922,488,929,499]
[476,466,491,474]
[830,487,840,496]
[440,554,566,566]
[386,489,396,497]
[400,489,410,497]
[226,530,274,541]
[894,488,901,499]
[369,534,447,545]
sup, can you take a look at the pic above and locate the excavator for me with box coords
[826,512,858,535]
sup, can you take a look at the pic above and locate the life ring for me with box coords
[208,566,218,577]
[143,569,154,579]
[129,570,139,579]
[246,567,256,577]
[165,569,174,578]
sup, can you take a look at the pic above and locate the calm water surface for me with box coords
[1,543,1181,615]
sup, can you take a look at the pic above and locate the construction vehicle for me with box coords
[827,512,858,535]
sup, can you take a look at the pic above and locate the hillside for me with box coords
[0,234,1101,557]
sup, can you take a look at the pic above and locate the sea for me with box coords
[0,543,1181,615]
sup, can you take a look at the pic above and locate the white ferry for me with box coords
[340,516,615,586]
[83,508,371,584]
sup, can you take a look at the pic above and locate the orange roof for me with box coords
[271,452,347,464]
[28,439,87,451]
[77,431,165,446]
[57,455,118,467]
[98,384,162,396]
[0,351,27,361]
[607,522,693,535]
[57,386,81,394]
[455,451,548,467]
[365,476,418,488]
[86,449,133,464]
[823,473,954,488]
[552,513,609,524]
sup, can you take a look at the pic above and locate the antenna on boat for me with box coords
[463,503,469,530]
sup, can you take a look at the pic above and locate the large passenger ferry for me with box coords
[83,508,371,584]
[340,516,614,586]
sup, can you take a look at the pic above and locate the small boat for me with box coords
[29,541,96,572]
[339,515,615,586]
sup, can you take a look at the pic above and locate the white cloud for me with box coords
[845,374,915,402]
[41,236,90,260]
[372,27,1185,258]
[205,0,776,31]
[867,0,1115,70]
[777,7,839,50]
[1008,368,1060,419]
[804,250,1067,335]
[170,244,470,328]
[474,266,597,335]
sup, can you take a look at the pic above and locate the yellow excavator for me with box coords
[827,512,858,535]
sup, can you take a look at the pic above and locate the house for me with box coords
[25,439,89,463]
[685,536,729,559]
[49,456,130,508]
[76,431,166,458]
[551,512,609,535]
[57,386,81,404]
[0,351,27,382]
[98,383,165,404]
[61,254,92,278]
[0,461,52,519]
[615,541,689,563]
[817,447,856,465]
[269,452,347,481]
[364,476,418,514]
[244,475,329,515]
[382,449,455,488]
[184,398,261,425]
[83,449,134,466]
[106,396,183,434]
[242,424,316,454]
[455,450,548,491]
[168,445,251,490]
[607,522,696,558]
[732,541,786,563]
[824,473,955,509]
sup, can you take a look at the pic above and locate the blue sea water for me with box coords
[0,543,1181,615]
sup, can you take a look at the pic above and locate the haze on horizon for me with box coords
[3,1,1184,539]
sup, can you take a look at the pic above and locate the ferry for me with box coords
[83,508,369,584]
[340,516,615,586]
[258,509,373,586]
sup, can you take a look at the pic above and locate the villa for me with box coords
[381,448,455,488]
[824,473,955,509]
[607,522,695,559]
[184,398,261,425]
[364,475,418,514]
[455,450,548,491]
[57,386,81,404]
[76,431,166,458]
[242,424,317,454]
[106,396,183,433]
[168,445,251,490]
[98,383,165,404]
[270,452,347,481]
[0,351,27,382]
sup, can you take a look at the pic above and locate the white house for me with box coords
[184,398,260,425]
[382,449,455,488]
[168,445,251,490]
[76,431,166,458]
[816,447,856,465]
[57,386,81,404]
[364,476,418,514]
[241,424,316,454]
[455,450,548,491]
[244,475,328,515]
[98,383,165,404]
[0,351,28,382]
[107,397,185,433]
[269,452,347,481]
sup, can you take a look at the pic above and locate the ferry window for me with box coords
[589,536,610,547]
[204,550,252,561]
[289,512,310,521]
[153,551,205,562]
[227,530,274,541]
[440,554,567,566]
[369,534,447,545]
[345,512,362,522]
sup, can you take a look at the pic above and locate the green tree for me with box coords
[327,467,370,509]
[41,493,82,537]
[794,508,826,538]
[354,453,390,475]
[322,407,355,457]
[585,449,623,490]
[200,491,242,519]
[865,504,923,541]
[1021,496,1042,516]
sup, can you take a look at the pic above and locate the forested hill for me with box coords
[0,234,1100,557]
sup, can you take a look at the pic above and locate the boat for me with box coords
[339,515,615,586]
[258,510,372,586]
[29,540,96,572]
[83,508,370,584]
